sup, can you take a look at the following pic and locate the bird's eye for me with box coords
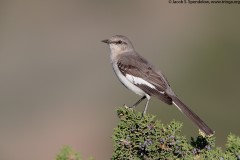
[116,40,123,44]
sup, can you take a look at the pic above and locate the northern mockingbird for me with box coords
[102,35,213,135]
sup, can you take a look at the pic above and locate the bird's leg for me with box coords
[130,96,146,108]
[142,98,150,116]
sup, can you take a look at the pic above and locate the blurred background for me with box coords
[1,1,240,159]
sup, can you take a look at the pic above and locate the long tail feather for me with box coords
[171,96,214,135]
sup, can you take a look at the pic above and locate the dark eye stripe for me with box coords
[114,40,127,45]
[116,40,122,44]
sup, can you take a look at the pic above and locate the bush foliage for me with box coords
[56,146,93,160]
[56,106,240,160]
[112,106,240,160]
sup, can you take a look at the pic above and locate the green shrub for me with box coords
[112,106,240,160]
[56,146,94,160]
[56,106,240,160]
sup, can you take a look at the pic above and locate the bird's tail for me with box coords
[171,96,214,136]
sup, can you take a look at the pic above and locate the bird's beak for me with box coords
[101,39,110,44]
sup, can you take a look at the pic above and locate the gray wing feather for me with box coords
[117,52,173,104]
[117,52,170,92]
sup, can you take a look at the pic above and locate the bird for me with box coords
[101,35,214,135]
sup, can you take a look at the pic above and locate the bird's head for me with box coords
[101,35,134,53]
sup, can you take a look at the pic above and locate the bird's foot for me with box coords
[129,105,136,108]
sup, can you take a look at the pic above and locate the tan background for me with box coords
[1,1,240,159]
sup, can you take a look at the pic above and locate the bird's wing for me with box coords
[117,52,170,95]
